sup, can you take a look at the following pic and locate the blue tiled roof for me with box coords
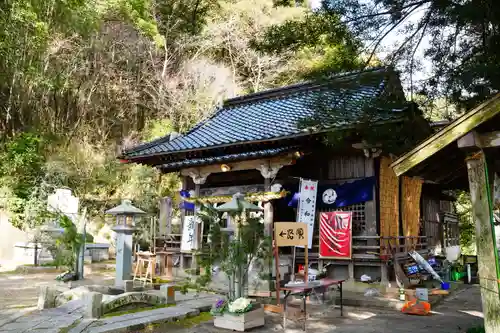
[123,67,405,160]
[159,146,296,171]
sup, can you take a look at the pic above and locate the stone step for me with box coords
[85,306,200,333]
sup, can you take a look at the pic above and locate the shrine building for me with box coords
[120,67,459,289]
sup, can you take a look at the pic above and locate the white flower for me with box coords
[228,297,251,312]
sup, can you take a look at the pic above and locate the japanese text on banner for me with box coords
[181,215,198,252]
[296,179,318,249]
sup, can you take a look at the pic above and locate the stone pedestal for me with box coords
[38,286,58,310]
[84,292,103,319]
[124,280,134,292]
[160,284,176,304]
[113,227,134,288]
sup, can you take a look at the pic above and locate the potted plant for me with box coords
[187,193,270,331]
[210,299,228,316]
[212,297,264,331]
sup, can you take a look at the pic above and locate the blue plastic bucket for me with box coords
[441,282,450,290]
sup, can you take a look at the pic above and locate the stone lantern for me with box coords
[105,199,146,287]
[216,192,262,235]
[215,193,262,213]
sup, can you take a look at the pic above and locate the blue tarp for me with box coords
[287,176,375,208]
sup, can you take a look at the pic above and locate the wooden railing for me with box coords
[157,232,432,261]
[422,212,460,251]
[442,212,460,247]
[294,235,428,261]
[423,220,441,248]
[154,234,211,254]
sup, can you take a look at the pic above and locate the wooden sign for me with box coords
[274,222,308,247]
[272,222,309,309]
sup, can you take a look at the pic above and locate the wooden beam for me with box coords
[465,151,500,333]
[392,94,500,176]
[457,131,483,150]
[480,131,500,148]
[434,165,466,184]
[413,150,464,182]
[179,154,295,177]
[458,130,500,150]
[478,131,500,148]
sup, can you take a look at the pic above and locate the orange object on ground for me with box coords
[401,299,431,316]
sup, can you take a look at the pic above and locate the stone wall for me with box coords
[0,210,30,263]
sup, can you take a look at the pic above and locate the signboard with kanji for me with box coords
[274,222,308,247]
[181,215,198,252]
[319,211,353,259]
[295,179,318,249]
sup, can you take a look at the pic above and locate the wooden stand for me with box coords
[133,252,156,286]
[156,251,174,280]
[266,222,309,314]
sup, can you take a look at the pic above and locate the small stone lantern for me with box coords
[215,193,262,213]
[105,199,146,287]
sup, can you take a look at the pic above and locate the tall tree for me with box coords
[313,0,500,111]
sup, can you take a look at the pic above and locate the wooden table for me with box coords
[281,278,344,331]
[156,251,175,280]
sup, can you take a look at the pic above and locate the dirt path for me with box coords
[0,271,115,310]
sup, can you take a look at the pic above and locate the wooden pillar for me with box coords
[187,171,210,273]
[257,163,282,294]
[459,132,500,333]
[348,262,354,280]
[263,177,274,237]
[380,263,388,284]
[179,176,188,270]
[466,153,500,333]
[258,164,282,237]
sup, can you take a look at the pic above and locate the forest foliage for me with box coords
[0,0,359,234]
[0,0,494,249]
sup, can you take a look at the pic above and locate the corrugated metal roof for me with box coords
[123,67,404,160]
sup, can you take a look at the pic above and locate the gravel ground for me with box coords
[143,285,483,333]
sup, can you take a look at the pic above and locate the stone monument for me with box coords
[105,200,146,288]
[47,188,79,223]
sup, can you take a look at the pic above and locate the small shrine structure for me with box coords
[391,94,500,332]
[120,67,459,290]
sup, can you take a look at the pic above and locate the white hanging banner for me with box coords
[181,215,198,253]
[296,178,318,249]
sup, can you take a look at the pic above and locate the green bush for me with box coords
[85,233,94,243]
